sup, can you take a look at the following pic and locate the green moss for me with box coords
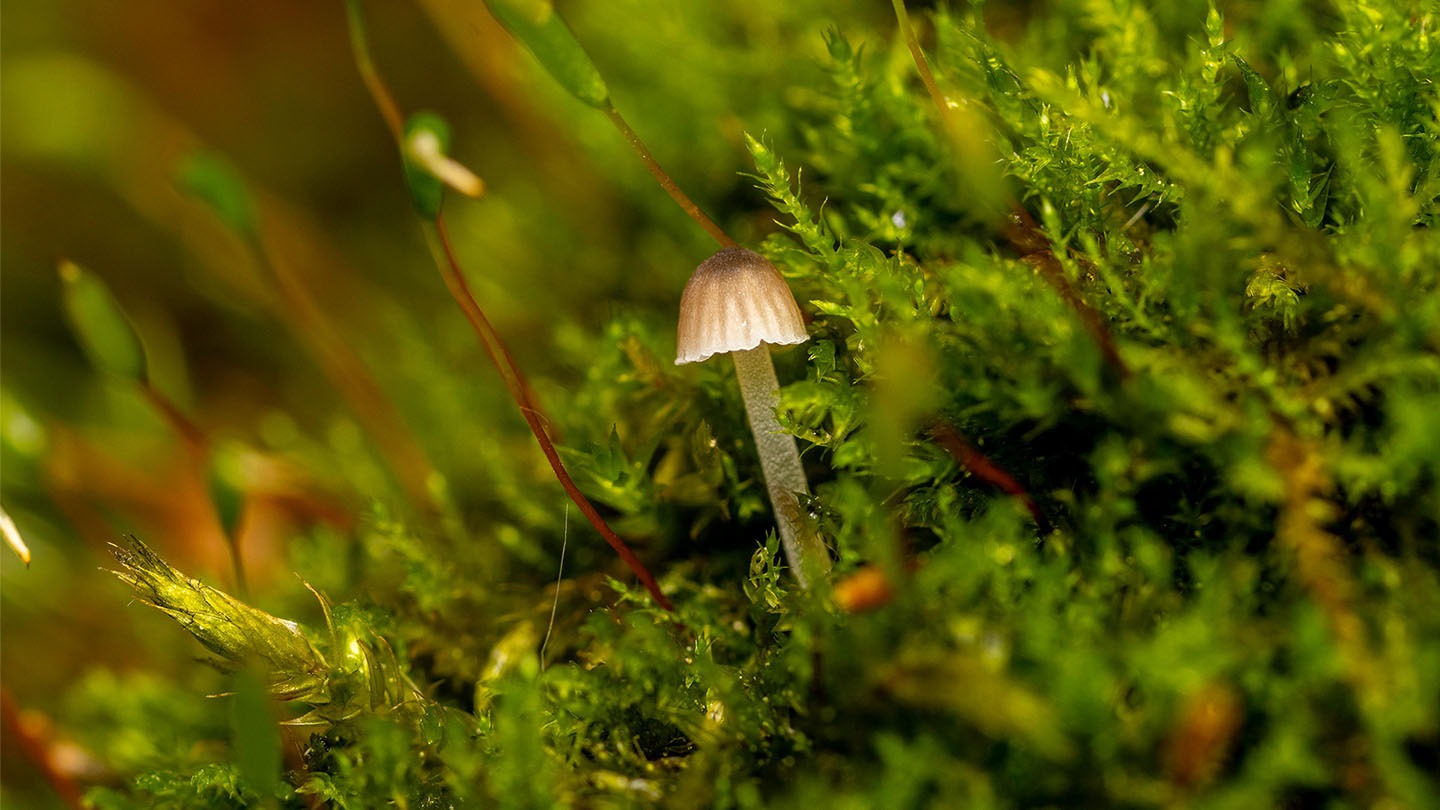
[5,0,1438,808]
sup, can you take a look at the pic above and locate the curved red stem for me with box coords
[432,216,674,612]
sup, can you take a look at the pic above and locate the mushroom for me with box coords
[676,247,831,587]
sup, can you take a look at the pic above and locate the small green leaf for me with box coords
[1204,1,1224,48]
[743,132,779,176]
[1230,55,1276,119]
[59,261,148,384]
[176,151,258,237]
[484,0,610,109]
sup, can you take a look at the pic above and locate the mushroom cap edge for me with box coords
[675,247,809,365]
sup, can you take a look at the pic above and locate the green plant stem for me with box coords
[602,105,736,248]
[425,216,675,612]
[224,529,249,598]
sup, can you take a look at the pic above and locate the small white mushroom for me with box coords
[676,247,830,587]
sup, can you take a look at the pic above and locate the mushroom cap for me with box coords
[675,247,809,364]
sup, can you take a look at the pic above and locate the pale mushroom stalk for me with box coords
[731,346,825,587]
[677,248,831,587]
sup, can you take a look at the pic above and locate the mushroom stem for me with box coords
[731,346,829,587]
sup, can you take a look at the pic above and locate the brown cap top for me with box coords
[675,247,809,365]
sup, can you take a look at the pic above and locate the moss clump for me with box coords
[3,1,1437,808]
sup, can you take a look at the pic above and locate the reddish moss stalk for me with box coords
[345,0,403,141]
[428,218,673,611]
[1006,208,1132,379]
[138,382,249,595]
[1267,431,1377,698]
[139,382,207,455]
[345,0,675,611]
[602,106,736,248]
[930,420,1048,530]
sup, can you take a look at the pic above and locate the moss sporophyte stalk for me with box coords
[344,0,675,611]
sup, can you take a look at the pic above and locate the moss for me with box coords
[3,0,1437,808]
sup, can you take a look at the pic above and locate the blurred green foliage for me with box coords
[2,0,1438,808]
[58,261,149,385]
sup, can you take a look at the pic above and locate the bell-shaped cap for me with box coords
[676,248,809,364]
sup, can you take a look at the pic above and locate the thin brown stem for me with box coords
[1,687,85,810]
[602,106,736,248]
[930,420,1049,531]
[138,382,250,595]
[226,534,250,596]
[251,226,440,512]
[1007,207,1131,379]
[892,0,952,131]
[429,217,674,612]
[345,0,403,141]
[140,382,208,456]
[224,7,441,511]
[1021,250,1131,378]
